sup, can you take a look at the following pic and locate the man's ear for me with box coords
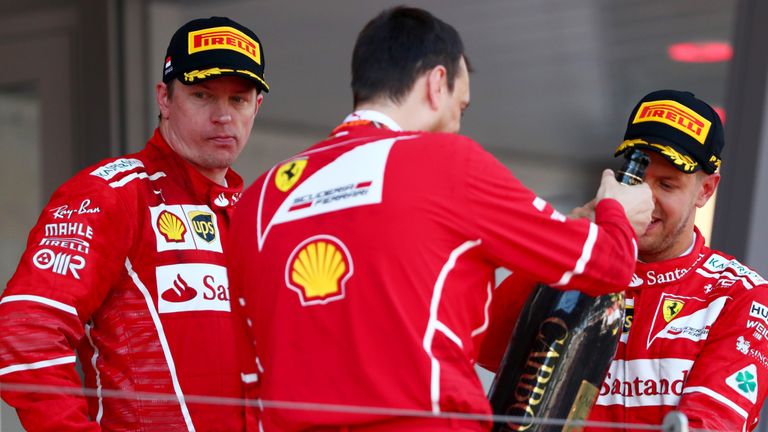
[425,65,447,111]
[156,82,171,120]
[695,172,720,208]
[253,92,265,119]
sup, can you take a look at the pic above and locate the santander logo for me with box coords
[156,263,231,313]
[161,274,197,302]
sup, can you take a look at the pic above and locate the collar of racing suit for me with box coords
[330,110,403,136]
[632,226,707,290]
[147,128,244,211]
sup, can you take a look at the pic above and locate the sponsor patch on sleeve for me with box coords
[726,364,758,404]
[90,158,144,180]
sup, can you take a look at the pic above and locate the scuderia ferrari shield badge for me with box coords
[663,299,685,322]
[275,158,308,192]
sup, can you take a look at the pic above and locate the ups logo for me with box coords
[623,302,634,334]
[189,211,216,243]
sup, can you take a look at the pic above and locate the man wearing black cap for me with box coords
[584,90,768,430]
[481,90,768,430]
[0,17,267,431]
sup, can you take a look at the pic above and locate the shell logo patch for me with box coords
[150,204,223,253]
[275,158,308,192]
[285,235,353,306]
[157,210,187,242]
[663,299,685,322]
[189,210,216,243]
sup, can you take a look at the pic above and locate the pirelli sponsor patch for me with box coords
[90,158,144,180]
[188,26,262,64]
[633,100,711,144]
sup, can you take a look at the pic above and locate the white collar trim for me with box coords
[342,110,402,131]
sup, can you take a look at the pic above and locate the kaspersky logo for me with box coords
[285,235,353,306]
[726,364,758,403]
[188,26,261,64]
[633,100,711,144]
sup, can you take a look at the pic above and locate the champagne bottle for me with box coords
[487,149,650,432]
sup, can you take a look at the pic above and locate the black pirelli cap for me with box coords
[615,90,723,174]
[162,16,269,92]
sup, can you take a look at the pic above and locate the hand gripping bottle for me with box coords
[488,150,650,431]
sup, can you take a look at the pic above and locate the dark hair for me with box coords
[351,6,468,106]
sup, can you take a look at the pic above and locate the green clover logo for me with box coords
[737,371,757,393]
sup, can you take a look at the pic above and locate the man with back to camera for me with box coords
[227,6,653,431]
[479,90,768,431]
[0,16,268,431]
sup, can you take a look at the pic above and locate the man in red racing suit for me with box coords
[0,16,268,431]
[227,7,653,431]
[587,228,768,431]
[480,90,768,431]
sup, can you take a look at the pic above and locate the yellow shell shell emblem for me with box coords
[286,236,352,305]
[157,210,187,242]
[275,158,308,192]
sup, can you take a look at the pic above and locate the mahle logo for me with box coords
[285,235,353,306]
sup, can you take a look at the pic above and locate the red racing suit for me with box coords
[0,129,248,431]
[587,229,768,431]
[479,228,768,431]
[227,111,641,431]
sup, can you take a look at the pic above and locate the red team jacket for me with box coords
[0,130,248,431]
[228,111,641,431]
[481,229,768,431]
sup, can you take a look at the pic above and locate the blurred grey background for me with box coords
[2,0,768,430]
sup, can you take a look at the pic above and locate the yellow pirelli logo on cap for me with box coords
[188,26,261,64]
[633,100,711,144]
